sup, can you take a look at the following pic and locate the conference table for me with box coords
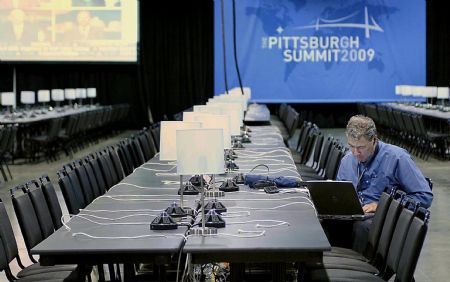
[385,103,450,134]
[244,103,271,124]
[0,105,103,125]
[32,124,330,281]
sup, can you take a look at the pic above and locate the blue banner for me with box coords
[214,0,426,103]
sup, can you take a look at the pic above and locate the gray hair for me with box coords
[345,115,377,141]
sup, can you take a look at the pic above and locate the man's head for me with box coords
[345,115,378,163]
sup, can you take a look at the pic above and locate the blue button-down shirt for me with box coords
[337,141,433,208]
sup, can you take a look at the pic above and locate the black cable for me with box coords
[220,0,229,94]
[231,0,244,95]
[247,164,270,179]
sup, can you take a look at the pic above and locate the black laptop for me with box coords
[303,180,373,220]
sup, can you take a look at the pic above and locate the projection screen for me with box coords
[0,0,138,62]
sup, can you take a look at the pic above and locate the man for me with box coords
[337,115,433,212]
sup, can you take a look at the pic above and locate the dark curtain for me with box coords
[426,0,450,86]
[0,0,213,128]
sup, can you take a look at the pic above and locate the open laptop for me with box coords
[303,180,373,220]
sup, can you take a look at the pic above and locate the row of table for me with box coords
[32,119,330,281]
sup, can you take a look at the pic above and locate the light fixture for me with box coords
[37,90,50,112]
[1,92,16,118]
[159,121,202,217]
[64,89,76,107]
[87,88,97,105]
[51,89,65,109]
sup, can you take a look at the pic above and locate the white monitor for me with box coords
[87,88,97,98]
[76,88,87,99]
[437,87,449,99]
[183,112,231,149]
[159,121,202,161]
[20,91,35,104]
[51,89,65,102]
[64,89,76,100]
[37,90,51,103]
[1,92,15,106]
[176,128,225,175]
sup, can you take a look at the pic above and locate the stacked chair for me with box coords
[271,103,301,143]
[291,122,347,181]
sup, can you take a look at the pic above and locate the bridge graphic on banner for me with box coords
[294,7,383,39]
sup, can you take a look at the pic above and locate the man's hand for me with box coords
[362,202,378,213]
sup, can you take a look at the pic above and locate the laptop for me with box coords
[302,180,373,220]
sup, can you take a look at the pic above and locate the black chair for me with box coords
[81,158,103,199]
[150,126,161,151]
[131,136,146,166]
[0,124,16,181]
[96,151,115,189]
[321,191,393,262]
[1,198,84,281]
[28,117,63,162]
[73,160,96,205]
[39,174,64,229]
[86,155,108,196]
[57,169,84,215]
[137,130,153,161]
[308,204,429,282]
[107,146,125,182]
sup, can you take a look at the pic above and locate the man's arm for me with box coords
[396,154,433,208]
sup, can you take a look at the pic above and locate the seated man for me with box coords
[334,115,433,250]
[337,115,433,211]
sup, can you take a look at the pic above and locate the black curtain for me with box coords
[0,0,213,128]
[426,0,450,86]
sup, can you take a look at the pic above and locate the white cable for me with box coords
[134,166,176,173]
[227,220,289,228]
[77,213,155,221]
[156,172,178,176]
[143,161,176,166]
[162,180,182,185]
[236,149,290,156]
[229,201,317,216]
[236,158,287,163]
[71,232,187,240]
[237,163,295,168]
[62,214,149,231]
[109,182,178,191]
[219,196,309,201]
[92,195,182,203]
[80,208,165,213]
[220,211,250,218]
[250,142,280,146]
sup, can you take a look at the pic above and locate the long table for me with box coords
[32,124,330,281]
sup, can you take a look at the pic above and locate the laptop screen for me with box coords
[305,181,364,216]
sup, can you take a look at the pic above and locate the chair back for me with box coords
[395,208,430,282]
[40,174,64,229]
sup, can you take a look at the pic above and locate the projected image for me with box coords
[0,9,51,43]
[72,0,121,7]
[55,10,121,41]
[0,0,137,62]
[0,0,52,9]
